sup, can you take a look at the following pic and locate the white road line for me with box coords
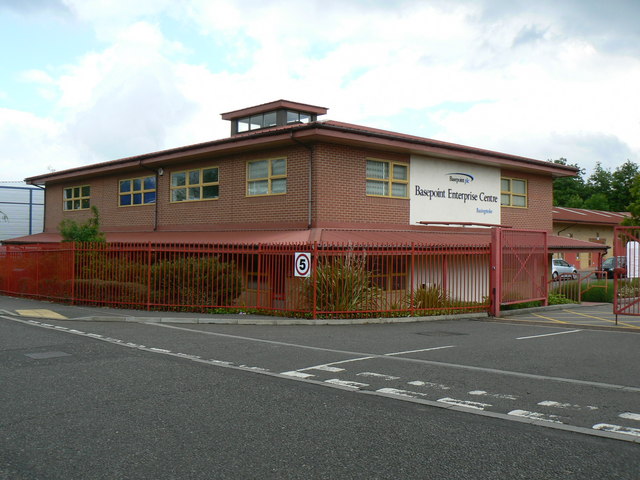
[469,390,517,400]
[384,345,454,356]
[619,412,640,421]
[325,379,369,389]
[357,372,400,380]
[144,323,640,393]
[310,365,345,372]
[516,329,582,340]
[592,424,640,437]
[408,380,450,390]
[537,400,598,411]
[438,398,491,410]
[298,357,376,372]
[377,388,428,398]
[508,409,563,424]
[281,371,314,378]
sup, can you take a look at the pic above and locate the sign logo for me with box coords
[446,172,474,184]
[294,252,311,277]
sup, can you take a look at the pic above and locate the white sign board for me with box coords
[294,252,311,277]
[410,156,501,225]
[626,241,639,278]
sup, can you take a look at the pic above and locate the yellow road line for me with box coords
[564,309,640,329]
[532,313,567,324]
[16,309,68,320]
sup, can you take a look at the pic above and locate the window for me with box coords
[501,177,527,207]
[119,176,156,206]
[286,111,311,124]
[367,256,407,291]
[63,185,90,211]
[170,167,219,202]
[237,112,278,133]
[366,159,408,198]
[247,158,287,196]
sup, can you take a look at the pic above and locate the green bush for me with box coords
[307,256,381,312]
[74,279,148,305]
[580,280,614,303]
[548,292,573,305]
[409,284,448,310]
[151,255,243,307]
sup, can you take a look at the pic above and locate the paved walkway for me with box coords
[1,294,639,331]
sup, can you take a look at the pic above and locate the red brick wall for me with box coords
[313,143,410,227]
[44,145,311,233]
[500,169,553,232]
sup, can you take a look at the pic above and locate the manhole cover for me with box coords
[25,351,72,359]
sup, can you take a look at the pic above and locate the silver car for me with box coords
[551,259,578,280]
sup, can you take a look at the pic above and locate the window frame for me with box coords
[118,175,157,207]
[367,255,408,292]
[500,177,528,208]
[170,166,220,203]
[365,159,409,199]
[246,158,287,197]
[63,185,91,211]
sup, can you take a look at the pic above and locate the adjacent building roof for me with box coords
[552,207,630,225]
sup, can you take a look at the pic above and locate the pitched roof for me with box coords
[552,207,630,225]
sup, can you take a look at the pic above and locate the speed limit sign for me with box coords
[294,252,311,277]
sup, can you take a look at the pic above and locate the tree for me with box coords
[583,193,610,211]
[609,160,640,212]
[585,162,613,199]
[58,206,106,242]
[551,158,587,207]
[621,174,640,226]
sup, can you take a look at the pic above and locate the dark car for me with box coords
[599,256,627,279]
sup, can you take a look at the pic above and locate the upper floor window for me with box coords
[366,159,409,198]
[501,177,527,207]
[171,167,219,202]
[237,112,277,133]
[63,185,90,211]
[119,176,156,206]
[286,111,311,124]
[247,158,287,196]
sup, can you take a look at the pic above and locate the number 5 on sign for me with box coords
[294,252,311,277]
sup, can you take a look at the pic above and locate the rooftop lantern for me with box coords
[221,100,328,136]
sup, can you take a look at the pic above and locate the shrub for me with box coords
[151,255,243,307]
[548,292,573,305]
[59,206,106,243]
[409,284,448,310]
[307,255,381,312]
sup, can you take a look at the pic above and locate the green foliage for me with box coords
[622,174,640,226]
[548,292,573,305]
[307,256,381,312]
[409,284,448,309]
[552,158,587,207]
[580,281,614,303]
[58,206,106,242]
[151,256,243,307]
[583,192,610,211]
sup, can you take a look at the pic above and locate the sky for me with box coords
[1,0,639,182]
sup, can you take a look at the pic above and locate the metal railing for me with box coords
[0,241,491,318]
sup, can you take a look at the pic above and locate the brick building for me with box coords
[6,100,604,255]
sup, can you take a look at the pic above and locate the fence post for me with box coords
[312,241,318,319]
[146,242,152,311]
[71,242,76,305]
[410,242,415,316]
[490,228,502,317]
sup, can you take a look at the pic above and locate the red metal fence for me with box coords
[614,226,640,317]
[0,241,491,318]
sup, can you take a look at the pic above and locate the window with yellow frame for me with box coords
[170,167,219,202]
[501,177,527,207]
[119,176,156,206]
[63,185,90,211]
[247,158,286,196]
[366,159,408,198]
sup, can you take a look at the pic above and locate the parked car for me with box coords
[598,256,627,279]
[551,259,578,280]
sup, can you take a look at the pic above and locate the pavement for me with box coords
[1,294,639,331]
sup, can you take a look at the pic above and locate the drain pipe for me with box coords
[140,161,162,231]
[290,133,314,229]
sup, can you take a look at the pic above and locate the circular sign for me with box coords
[294,252,311,277]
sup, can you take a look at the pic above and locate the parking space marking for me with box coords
[438,398,491,410]
[325,379,369,389]
[592,424,640,437]
[564,309,640,329]
[16,309,68,320]
[508,410,563,424]
[377,388,428,399]
[516,329,582,340]
[537,400,598,411]
[619,412,640,421]
[384,345,454,356]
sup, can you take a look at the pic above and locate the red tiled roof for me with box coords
[552,207,630,225]
[4,228,608,251]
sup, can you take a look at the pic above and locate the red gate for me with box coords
[491,228,548,316]
[613,226,640,316]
